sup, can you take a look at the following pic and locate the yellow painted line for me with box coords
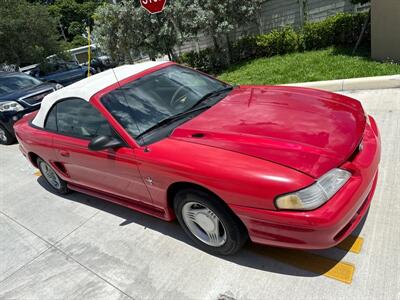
[252,246,355,284]
[335,236,364,254]
[34,170,41,177]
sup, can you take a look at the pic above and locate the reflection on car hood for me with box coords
[170,86,366,178]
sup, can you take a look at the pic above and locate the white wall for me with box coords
[371,0,400,62]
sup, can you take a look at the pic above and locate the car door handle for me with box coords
[59,150,70,157]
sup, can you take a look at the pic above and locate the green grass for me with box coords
[218,47,400,85]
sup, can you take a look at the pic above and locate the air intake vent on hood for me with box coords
[191,133,205,138]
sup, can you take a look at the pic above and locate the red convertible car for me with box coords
[14,61,381,255]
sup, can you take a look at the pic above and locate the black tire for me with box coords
[174,188,248,255]
[37,158,70,195]
[0,124,16,145]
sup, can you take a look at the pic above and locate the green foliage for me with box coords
[93,1,179,63]
[188,0,263,45]
[92,3,121,61]
[93,0,205,64]
[180,12,371,74]
[178,48,230,74]
[302,12,370,50]
[48,0,104,41]
[254,27,300,56]
[218,47,400,85]
[68,35,87,48]
[93,0,263,64]
[0,0,61,66]
[230,36,258,63]
[68,21,85,37]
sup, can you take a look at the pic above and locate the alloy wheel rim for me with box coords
[40,161,61,189]
[182,201,227,247]
[0,128,7,143]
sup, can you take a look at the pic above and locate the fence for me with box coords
[176,0,370,54]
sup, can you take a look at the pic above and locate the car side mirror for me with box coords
[88,135,124,151]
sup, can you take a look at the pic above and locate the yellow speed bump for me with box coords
[253,246,355,284]
[335,236,364,254]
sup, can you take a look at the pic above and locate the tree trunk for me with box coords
[59,20,67,42]
[352,8,371,55]
[256,9,264,34]
[195,35,200,54]
[225,33,232,65]
[212,35,220,50]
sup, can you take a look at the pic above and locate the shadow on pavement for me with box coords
[37,176,368,280]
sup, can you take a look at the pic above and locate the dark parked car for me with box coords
[88,56,118,73]
[0,71,62,144]
[28,61,95,86]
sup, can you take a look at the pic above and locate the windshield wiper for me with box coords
[135,86,234,140]
[190,86,234,110]
[136,105,211,139]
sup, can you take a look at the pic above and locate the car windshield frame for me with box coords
[100,65,232,145]
[0,73,42,96]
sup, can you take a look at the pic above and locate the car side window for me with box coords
[66,62,80,70]
[44,105,57,131]
[47,98,115,139]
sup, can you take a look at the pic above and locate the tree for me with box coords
[93,0,180,63]
[351,0,371,54]
[0,0,62,66]
[48,0,105,46]
[190,0,263,50]
[93,0,262,64]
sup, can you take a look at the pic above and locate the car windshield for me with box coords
[101,65,231,139]
[0,73,42,96]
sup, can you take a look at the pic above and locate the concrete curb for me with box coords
[282,74,400,91]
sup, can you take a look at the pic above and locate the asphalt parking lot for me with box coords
[1,88,399,300]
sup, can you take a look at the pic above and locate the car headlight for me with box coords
[0,101,24,112]
[55,83,63,90]
[275,168,351,210]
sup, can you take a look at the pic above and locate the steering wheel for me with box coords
[170,86,191,108]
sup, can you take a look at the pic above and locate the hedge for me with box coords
[178,12,370,74]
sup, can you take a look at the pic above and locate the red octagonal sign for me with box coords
[140,0,167,14]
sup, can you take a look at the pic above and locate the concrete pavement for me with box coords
[0,89,399,300]
[283,74,400,91]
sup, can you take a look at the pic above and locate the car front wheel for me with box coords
[37,158,69,194]
[0,125,15,145]
[174,189,248,255]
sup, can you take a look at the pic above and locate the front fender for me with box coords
[135,139,315,212]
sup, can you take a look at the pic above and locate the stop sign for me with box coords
[140,0,167,14]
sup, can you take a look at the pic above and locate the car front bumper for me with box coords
[231,115,381,249]
[1,106,39,136]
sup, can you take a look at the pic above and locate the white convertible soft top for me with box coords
[32,61,170,128]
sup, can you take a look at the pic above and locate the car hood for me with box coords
[170,86,366,178]
[0,82,56,103]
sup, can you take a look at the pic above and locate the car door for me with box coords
[38,62,67,85]
[64,62,87,84]
[45,98,152,204]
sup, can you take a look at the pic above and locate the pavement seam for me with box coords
[54,210,100,246]
[0,210,53,246]
[0,210,135,300]
[51,245,135,300]
[0,248,51,285]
